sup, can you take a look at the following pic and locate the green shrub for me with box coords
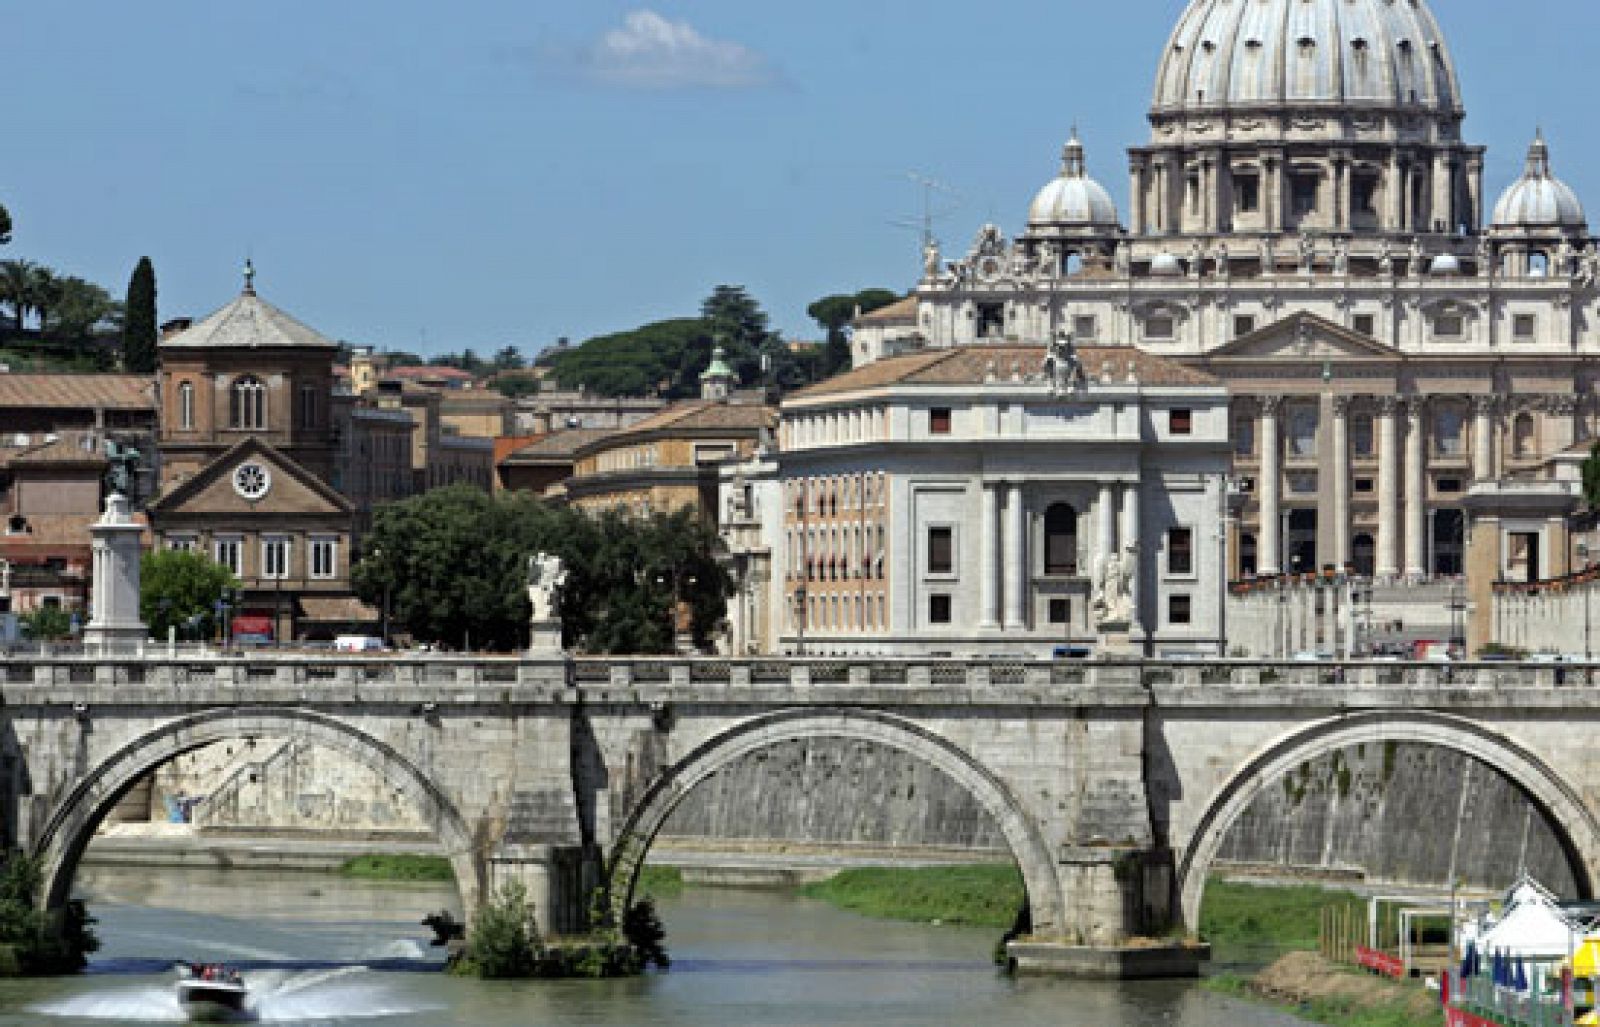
[623,897,670,969]
[460,882,541,979]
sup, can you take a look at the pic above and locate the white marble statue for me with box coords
[1092,545,1136,626]
[1044,329,1085,396]
[527,552,569,623]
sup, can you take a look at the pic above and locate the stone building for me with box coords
[722,345,1232,657]
[853,0,1599,586]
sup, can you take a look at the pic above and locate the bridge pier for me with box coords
[487,844,603,937]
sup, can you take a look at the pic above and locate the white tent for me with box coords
[1463,878,1582,961]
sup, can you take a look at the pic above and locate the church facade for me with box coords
[855,0,1597,587]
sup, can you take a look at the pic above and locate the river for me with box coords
[0,866,1310,1025]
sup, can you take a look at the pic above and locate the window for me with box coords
[1436,477,1463,495]
[1073,315,1098,341]
[310,537,337,579]
[1044,504,1078,576]
[1355,477,1375,494]
[927,526,954,575]
[1351,414,1375,457]
[1513,413,1536,458]
[1352,172,1379,216]
[1168,594,1193,626]
[1144,315,1175,340]
[299,385,317,429]
[1288,405,1319,457]
[1433,314,1465,339]
[1352,314,1376,337]
[1049,599,1070,625]
[230,376,266,430]
[1169,409,1193,436]
[976,303,1005,339]
[262,536,291,580]
[1433,406,1465,456]
[930,408,952,435]
[929,594,952,625]
[1288,472,1319,494]
[214,537,242,577]
[1233,416,1255,456]
[1234,173,1260,214]
[167,535,197,553]
[178,381,195,431]
[1514,314,1537,341]
[1167,527,1194,576]
[1290,173,1319,216]
[1233,315,1256,338]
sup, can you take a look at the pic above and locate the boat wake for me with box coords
[33,964,443,1023]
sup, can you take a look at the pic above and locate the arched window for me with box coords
[178,381,195,430]
[1044,503,1078,576]
[230,375,266,430]
[1513,413,1536,458]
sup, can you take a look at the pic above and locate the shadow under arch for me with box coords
[1176,710,1600,929]
[33,707,484,915]
[606,708,1063,933]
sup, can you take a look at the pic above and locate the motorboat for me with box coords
[175,963,250,1022]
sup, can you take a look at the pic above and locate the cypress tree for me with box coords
[122,257,157,372]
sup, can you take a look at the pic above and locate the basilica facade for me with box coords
[855,0,1596,587]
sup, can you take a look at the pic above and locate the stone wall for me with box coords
[1493,585,1599,657]
[1215,741,1578,895]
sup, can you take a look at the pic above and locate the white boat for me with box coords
[175,965,250,1022]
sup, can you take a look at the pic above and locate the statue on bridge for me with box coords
[1092,544,1136,627]
[527,553,569,653]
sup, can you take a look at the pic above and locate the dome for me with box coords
[1028,131,1121,229]
[1152,0,1462,117]
[1492,133,1587,231]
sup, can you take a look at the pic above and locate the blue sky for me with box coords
[5,1,1598,356]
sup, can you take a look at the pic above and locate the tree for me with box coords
[0,204,11,246]
[122,257,158,372]
[28,265,58,334]
[20,605,73,641]
[140,550,237,641]
[45,276,119,342]
[492,374,541,399]
[807,288,901,379]
[492,345,525,372]
[0,259,36,329]
[1585,441,1600,511]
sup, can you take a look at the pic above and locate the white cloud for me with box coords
[577,10,779,90]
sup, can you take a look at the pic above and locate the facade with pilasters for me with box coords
[853,0,1597,585]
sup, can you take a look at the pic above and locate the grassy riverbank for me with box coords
[337,854,455,882]
[634,865,686,899]
[1198,879,1364,950]
[799,865,1025,929]
[1209,952,1442,1027]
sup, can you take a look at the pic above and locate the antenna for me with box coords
[888,171,962,252]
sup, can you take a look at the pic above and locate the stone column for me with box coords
[1121,478,1144,638]
[1386,152,1404,231]
[1332,396,1352,571]
[1323,583,1338,655]
[1264,151,1284,234]
[1376,397,1401,580]
[1473,396,1496,482]
[1466,154,1485,232]
[980,483,1001,629]
[1130,159,1148,237]
[84,493,147,651]
[1405,400,1428,580]
[1334,152,1351,232]
[1003,482,1026,629]
[1258,398,1283,577]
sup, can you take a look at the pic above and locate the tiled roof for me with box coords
[791,345,1218,398]
[160,290,338,351]
[386,365,475,381]
[619,400,775,437]
[0,374,155,411]
[3,433,109,468]
[503,428,614,462]
[853,296,918,325]
[494,435,545,464]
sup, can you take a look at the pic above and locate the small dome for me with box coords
[1150,252,1183,277]
[1028,130,1121,230]
[1492,133,1587,230]
[1429,254,1462,276]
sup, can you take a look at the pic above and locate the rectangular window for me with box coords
[1288,472,1319,494]
[1169,409,1193,436]
[1434,314,1465,338]
[929,408,952,435]
[1167,528,1194,576]
[300,385,316,429]
[1144,316,1175,340]
[927,526,954,576]
[1235,173,1260,214]
[929,594,952,625]
[262,537,290,580]
[1514,314,1537,340]
[310,537,338,579]
[1233,417,1255,456]
[976,303,1005,339]
[1352,314,1376,337]
[1048,598,1070,625]
[1233,315,1256,338]
[167,535,197,553]
[1355,477,1375,494]
[213,538,242,577]
[1291,173,1319,216]
[1073,315,1098,341]
[1352,173,1380,216]
[1169,594,1193,626]
[1436,477,1463,495]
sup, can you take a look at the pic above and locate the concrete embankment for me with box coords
[84,824,443,873]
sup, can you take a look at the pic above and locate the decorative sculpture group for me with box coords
[526,553,568,653]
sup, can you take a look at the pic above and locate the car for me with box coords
[333,635,386,653]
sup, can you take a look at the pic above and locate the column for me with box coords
[1003,483,1025,629]
[1265,153,1284,234]
[1466,155,1485,232]
[980,484,1001,629]
[1332,397,1352,571]
[1323,584,1338,655]
[1334,152,1351,232]
[1258,398,1283,577]
[1405,400,1428,580]
[1473,396,1496,482]
[1376,397,1401,580]
[1129,160,1148,237]
[1339,578,1356,659]
[1121,478,1144,636]
[1386,152,1404,231]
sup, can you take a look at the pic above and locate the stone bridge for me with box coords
[3,654,1597,974]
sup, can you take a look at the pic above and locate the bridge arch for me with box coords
[33,707,483,915]
[1176,711,1600,929]
[606,708,1063,932]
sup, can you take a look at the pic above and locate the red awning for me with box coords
[232,615,274,638]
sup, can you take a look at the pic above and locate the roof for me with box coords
[298,595,380,623]
[2,433,109,469]
[160,290,339,352]
[613,399,775,437]
[0,511,152,553]
[854,296,918,326]
[494,435,545,464]
[502,428,615,463]
[386,365,476,381]
[0,374,155,411]
[791,345,1218,399]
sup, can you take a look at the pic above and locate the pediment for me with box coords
[1210,313,1400,362]
[152,438,351,518]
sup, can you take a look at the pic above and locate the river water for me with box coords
[0,866,1310,1025]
